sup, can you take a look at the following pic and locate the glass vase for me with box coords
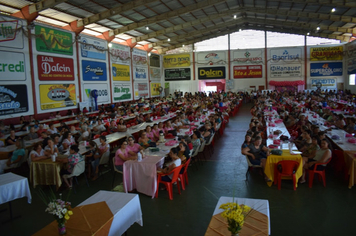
[58,222,66,235]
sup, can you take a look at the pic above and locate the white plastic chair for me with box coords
[63,161,89,192]
[98,151,111,176]
[205,134,215,157]
[112,158,123,187]
[198,139,206,161]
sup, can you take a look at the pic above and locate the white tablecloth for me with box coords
[78,190,143,236]
[213,196,270,235]
[0,172,32,204]
[123,155,165,198]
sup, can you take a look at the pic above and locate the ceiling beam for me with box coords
[273,0,356,8]
[28,0,68,14]
[110,0,228,36]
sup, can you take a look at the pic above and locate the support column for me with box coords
[227,33,231,91]
[304,35,308,89]
[265,31,268,89]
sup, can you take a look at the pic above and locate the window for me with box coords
[349,74,356,85]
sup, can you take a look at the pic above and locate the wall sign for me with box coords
[112,64,130,81]
[0,85,28,116]
[198,67,226,80]
[134,66,147,80]
[165,68,191,81]
[110,44,130,65]
[151,83,161,96]
[82,60,107,81]
[150,54,160,67]
[163,54,190,68]
[113,83,131,101]
[347,58,356,75]
[134,82,149,99]
[80,36,106,60]
[270,48,302,62]
[233,65,262,78]
[37,55,74,80]
[84,83,109,103]
[232,49,263,64]
[270,64,302,77]
[35,25,73,55]
[310,46,343,61]
[132,48,147,65]
[39,84,76,110]
[0,20,24,49]
[311,79,336,89]
[197,51,226,65]
[0,51,25,81]
[150,67,161,80]
[310,62,343,77]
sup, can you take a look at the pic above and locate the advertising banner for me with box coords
[35,25,73,55]
[150,67,161,80]
[346,41,356,58]
[310,46,343,61]
[197,51,226,65]
[310,62,343,77]
[165,68,191,81]
[112,64,130,81]
[0,19,24,49]
[151,83,161,96]
[113,83,131,101]
[132,48,147,66]
[270,64,302,77]
[134,82,149,99]
[39,84,76,110]
[150,54,160,67]
[198,67,226,80]
[83,83,109,103]
[0,85,28,116]
[347,58,356,75]
[134,66,147,80]
[37,55,74,80]
[232,49,263,64]
[311,79,337,89]
[82,60,107,81]
[80,36,106,60]
[110,44,130,65]
[270,48,302,62]
[163,54,190,68]
[233,65,262,78]
[0,51,25,81]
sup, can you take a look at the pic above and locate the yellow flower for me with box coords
[64,214,70,220]
[68,211,73,216]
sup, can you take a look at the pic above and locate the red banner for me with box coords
[233,65,262,78]
[37,55,74,81]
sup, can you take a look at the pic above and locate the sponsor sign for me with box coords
[198,67,226,80]
[39,84,76,110]
[270,48,302,62]
[310,46,343,61]
[165,82,169,89]
[232,49,263,64]
[150,67,161,80]
[0,20,23,49]
[197,51,226,65]
[233,65,262,78]
[163,54,190,68]
[150,54,160,67]
[134,66,147,80]
[310,62,343,77]
[37,55,74,81]
[132,48,147,65]
[134,82,149,99]
[113,83,132,101]
[347,58,356,75]
[82,60,107,81]
[110,44,130,65]
[0,85,28,116]
[80,36,106,60]
[165,68,191,81]
[112,64,130,81]
[311,79,337,89]
[346,41,356,58]
[270,64,302,77]
[35,25,73,55]
[84,83,109,103]
[151,83,161,96]
[0,51,25,81]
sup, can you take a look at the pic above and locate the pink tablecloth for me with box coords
[123,156,165,198]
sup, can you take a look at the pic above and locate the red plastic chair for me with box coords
[93,134,100,139]
[126,124,131,128]
[156,165,183,200]
[179,158,191,190]
[276,160,300,190]
[308,156,332,188]
[101,132,109,136]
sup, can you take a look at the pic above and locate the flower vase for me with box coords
[58,222,66,235]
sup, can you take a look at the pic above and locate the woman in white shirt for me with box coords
[44,138,59,157]
[62,131,76,152]
[29,143,47,166]
[157,148,181,182]
[47,123,58,135]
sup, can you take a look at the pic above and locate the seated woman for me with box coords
[158,122,165,133]
[137,114,145,124]
[157,148,182,182]
[201,123,213,142]
[98,135,110,157]
[47,123,58,135]
[191,131,202,154]
[164,121,174,134]
[151,124,161,141]
[126,136,143,159]
[241,133,252,151]
[114,140,137,172]
[27,126,38,140]
[138,131,153,148]
[301,135,320,160]
[242,136,269,171]
[0,139,25,173]
[145,126,155,141]
[116,118,127,132]
[6,130,18,146]
[85,141,101,180]
[299,139,332,183]
[109,120,118,133]
[58,145,84,188]
[62,131,76,153]
[44,138,59,157]
[29,143,47,166]
[177,141,190,162]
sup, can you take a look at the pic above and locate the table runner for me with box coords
[30,158,62,189]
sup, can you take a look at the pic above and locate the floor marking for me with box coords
[203,186,219,199]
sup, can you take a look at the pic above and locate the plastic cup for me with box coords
[51,155,56,162]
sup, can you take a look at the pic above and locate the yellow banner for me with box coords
[113,64,130,81]
[310,46,343,61]
[40,84,76,110]
[151,83,161,96]
[163,54,190,68]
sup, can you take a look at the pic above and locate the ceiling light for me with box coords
[148,52,151,56]
[108,43,112,48]
[331,8,336,12]
[307,32,310,36]
[182,44,185,47]
[239,29,242,32]
[233,15,237,19]
[146,26,149,30]
[316,26,320,31]
[168,38,171,42]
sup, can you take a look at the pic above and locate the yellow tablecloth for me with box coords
[30,158,63,189]
[205,210,268,236]
[344,151,356,189]
[264,150,303,187]
[33,201,113,236]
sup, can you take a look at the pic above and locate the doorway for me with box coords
[199,79,226,93]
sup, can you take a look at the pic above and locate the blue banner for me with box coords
[80,37,106,60]
[310,62,343,77]
[82,60,107,81]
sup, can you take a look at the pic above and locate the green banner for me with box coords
[35,26,73,55]
[165,82,169,89]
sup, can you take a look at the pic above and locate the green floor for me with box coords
[2,103,356,236]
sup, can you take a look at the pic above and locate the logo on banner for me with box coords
[163,54,190,68]
[165,68,191,81]
[81,38,106,60]
[270,64,302,77]
[37,55,74,80]
[198,67,226,80]
[205,53,219,60]
[112,64,130,81]
[40,84,76,110]
[0,21,18,42]
[35,26,73,55]
[233,65,262,78]
[114,83,131,101]
[82,60,107,81]
[135,67,147,79]
[272,50,300,61]
[0,51,25,81]
[311,79,336,89]
[233,50,262,63]
[0,85,28,115]
[310,46,343,61]
[310,62,343,77]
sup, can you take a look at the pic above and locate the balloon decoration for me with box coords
[268,80,305,86]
